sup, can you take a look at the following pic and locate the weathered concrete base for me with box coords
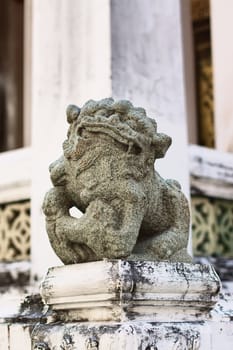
[31,260,233,349]
[32,321,209,349]
[0,260,233,349]
[40,260,220,323]
[32,318,233,350]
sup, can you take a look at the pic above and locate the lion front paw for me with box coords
[42,187,70,219]
[49,156,66,186]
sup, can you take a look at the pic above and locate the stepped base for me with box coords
[32,320,211,349]
[40,260,221,323]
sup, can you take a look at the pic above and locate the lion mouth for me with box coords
[77,121,144,152]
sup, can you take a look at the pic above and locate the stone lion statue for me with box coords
[43,98,192,264]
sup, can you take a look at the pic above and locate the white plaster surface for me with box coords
[32,322,210,350]
[0,325,8,350]
[0,324,31,350]
[111,0,190,197]
[181,0,198,145]
[33,260,232,349]
[0,147,31,203]
[189,145,233,199]
[41,260,221,322]
[211,0,233,152]
[0,261,232,349]
[30,0,112,279]
[1,317,233,350]
[9,324,31,350]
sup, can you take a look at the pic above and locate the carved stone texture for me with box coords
[42,98,191,264]
[40,260,221,323]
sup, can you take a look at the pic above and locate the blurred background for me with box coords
[0,0,232,291]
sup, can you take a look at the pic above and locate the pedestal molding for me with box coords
[40,260,221,322]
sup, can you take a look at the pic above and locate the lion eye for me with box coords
[128,144,142,155]
[78,128,83,137]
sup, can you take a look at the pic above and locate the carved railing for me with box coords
[190,145,233,258]
[0,200,30,261]
[191,196,233,257]
[0,148,31,263]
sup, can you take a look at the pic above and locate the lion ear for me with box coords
[66,105,81,124]
[153,133,172,158]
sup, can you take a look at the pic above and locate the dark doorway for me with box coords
[0,0,24,152]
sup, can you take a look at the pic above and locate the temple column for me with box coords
[111,0,190,195]
[211,0,233,152]
[30,0,112,278]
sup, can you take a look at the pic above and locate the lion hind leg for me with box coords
[168,248,192,263]
[131,228,191,263]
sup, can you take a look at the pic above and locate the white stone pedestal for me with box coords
[40,260,220,323]
[31,260,224,349]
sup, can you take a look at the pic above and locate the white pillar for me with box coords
[30,0,111,278]
[211,0,233,152]
[111,0,190,196]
